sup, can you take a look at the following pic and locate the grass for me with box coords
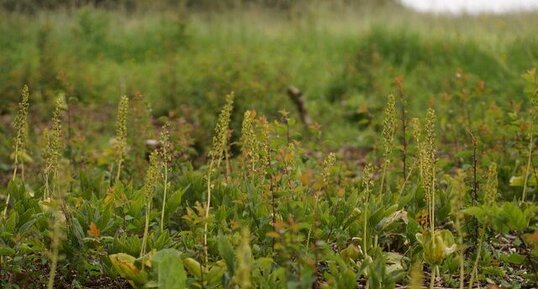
[0,3,537,288]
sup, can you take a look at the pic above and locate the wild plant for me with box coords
[11,85,30,182]
[113,96,129,185]
[240,110,261,176]
[379,94,397,195]
[422,108,437,234]
[410,118,424,181]
[43,97,65,201]
[521,69,537,204]
[46,209,66,289]
[233,228,252,289]
[159,120,172,232]
[394,76,408,178]
[449,170,467,289]
[129,92,154,179]
[408,261,424,289]
[306,153,336,257]
[322,153,336,185]
[42,96,67,289]
[469,162,497,289]
[521,117,535,204]
[204,93,234,264]
[361,162,374,258]
[414,108,446,289]
[3,85,30,218]
[140,151,161,257]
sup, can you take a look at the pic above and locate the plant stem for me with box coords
[469,228,485,289]
[430,162,436,234]
[397,81,407,178]
[224,145,231,180]
[115,160,123,186]
[270,174,276,252]
[521,133,533,204]
[363,178,371,257]
[47,212,62,289]
[160,165,168,231]
[11,143,18,181]
[429,265,436,289]
[140,201,151,257]
[398,161,416,196]
[306,195,319,251]
[456,218,465,289]
[379,160,388,196]
[4,145,19,218]
[203,160,214,266]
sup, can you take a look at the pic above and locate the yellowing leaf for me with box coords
[109,253,149,288]
[87,222,101,238]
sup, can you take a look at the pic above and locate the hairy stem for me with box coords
[115,160,123,186]
[47,212,62,289]
[429,265,436,289]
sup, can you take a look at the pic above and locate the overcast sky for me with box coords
[399,0,538,14]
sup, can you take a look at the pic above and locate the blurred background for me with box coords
[1,0,538,159]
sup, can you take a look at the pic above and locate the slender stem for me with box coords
[4,145,19,217]
[363,182,370,257]
[468,130,479,242]
[45,171,50,200]
[306,195,319,251]
[379,160,388,196]
[203,160,214,266]
[2,195,10,218]
[107,163,115,189]
[397,83,407,178]
[456,218,465,289]
[398,161,416,196]
[224,146,231,180]
[469,229,485,289]
[160,165,168,231]
[521,133,533,204]
[115,160,123,186]
[430,161,436,234]
[363,206,368,257]
[12,143,18,181]
[140,202,151,257]
[47,212,62,289]
[270,174,276,252]
[21,163,25,183]
[429,265,436,289]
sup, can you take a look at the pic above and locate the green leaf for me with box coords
[0,245,16,256]
[183,257,202,278]
[499,202,527,232]
[337,269,357,289]
[206,263,226,286]
[217,236,235,275]
[417,230,456,265]
[462,206,487,219]
[500,253,526,265]
[509,176,524,187]
[376,210,408,231]
[151,249,186,289]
